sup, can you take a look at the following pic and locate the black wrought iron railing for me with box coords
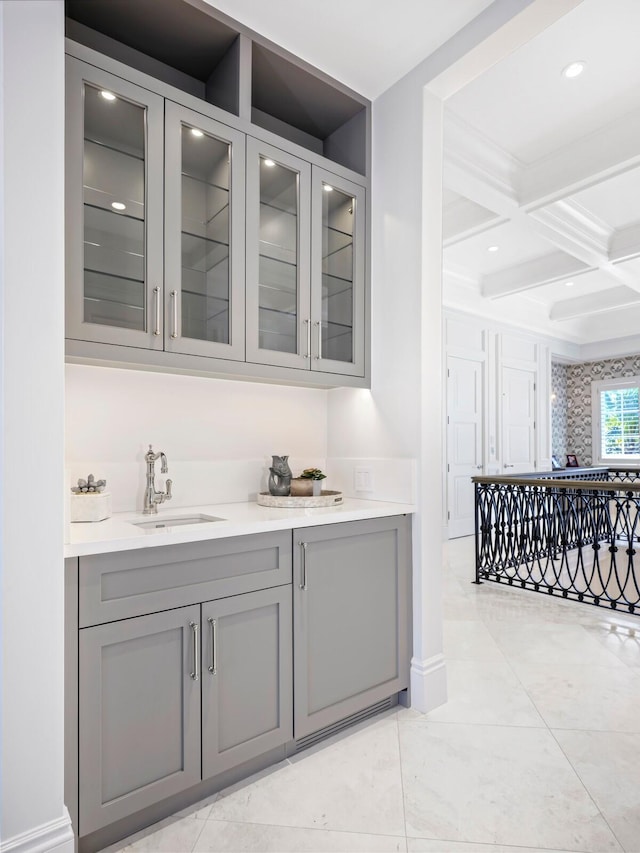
[474,467,640,615]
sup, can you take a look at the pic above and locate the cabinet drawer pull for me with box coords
[299,541,308,590]
[304,319,311,359]
[189,621,199,681]
[170,290,178,339]
[208,617,217,675]
[153,286,161,336]
[315,321,322,360]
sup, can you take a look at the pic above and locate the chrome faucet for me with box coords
[143,444,173,514]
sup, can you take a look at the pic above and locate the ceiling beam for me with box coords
[610,222,640,264]
[520,110,640,209]
[482,251,591,299]
[549,285,640,321]
[443,197,505,246]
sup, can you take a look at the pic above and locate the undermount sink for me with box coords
[132,514,225,530]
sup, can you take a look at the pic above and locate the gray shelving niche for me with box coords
[65,0,370,177]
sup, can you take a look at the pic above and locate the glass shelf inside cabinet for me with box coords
[321,184,355,363]
[181,125,231,344]
[258,157,299,354]
[83,84,146,331]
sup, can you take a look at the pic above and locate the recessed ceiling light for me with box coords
[488,245,499,252]
[562,61,585,79]
[111,202,126,211]
[100,90,116,101]
[190,128,204,137]
[263,158,276,168]
[323,184,333,192]
[565,281,575,287]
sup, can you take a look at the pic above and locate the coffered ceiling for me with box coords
[442,0,640,346]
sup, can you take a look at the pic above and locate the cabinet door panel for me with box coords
[164,102,245,360]
[246,139,311,370]
[79,605,201,834]
[311,168,366,377]
[66,57,164,349]
[294,517,410,739]
[202,586,292,778]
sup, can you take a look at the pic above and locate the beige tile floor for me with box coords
[103,537,640,853]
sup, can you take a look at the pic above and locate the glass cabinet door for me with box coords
[246,139,311,370]
[164,103,245,360]
[65,58,164,349]
[311,169,366,377]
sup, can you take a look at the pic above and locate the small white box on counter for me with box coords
[70,492,112,523]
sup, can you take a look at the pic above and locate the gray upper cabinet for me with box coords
[66,57,164,349]
[311,167,366,377]
[201,586,292,779]
[65,43,370,387]
[246,141,366,377]
[293,516,411,740]
[79,605,201,835]
[246,139,311,370]
[164,102,246,360]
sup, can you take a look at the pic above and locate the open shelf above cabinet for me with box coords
[65,0,370,177]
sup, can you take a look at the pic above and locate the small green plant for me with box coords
[299,467,326,480]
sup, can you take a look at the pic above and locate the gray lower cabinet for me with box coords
[293,516,411,740]
[79,605,202,834]
[202,586,292,778]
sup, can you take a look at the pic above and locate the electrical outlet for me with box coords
[354,467,373,492]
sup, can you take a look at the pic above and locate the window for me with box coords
[593,377,640,462]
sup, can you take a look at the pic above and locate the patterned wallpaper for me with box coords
[557,355,640,467]
[551,362,568,461]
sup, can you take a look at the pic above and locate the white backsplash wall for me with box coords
[66,365,328,512]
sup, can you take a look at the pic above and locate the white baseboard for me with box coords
[0,810,74,853]
[410,653,447,713]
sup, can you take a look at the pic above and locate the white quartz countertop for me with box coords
[65,498,416,558]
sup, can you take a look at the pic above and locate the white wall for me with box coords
[0,3,73,851]
[66,365,329,513]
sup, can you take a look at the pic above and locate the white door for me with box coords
[447,357,483,539]
[501,366,536,474]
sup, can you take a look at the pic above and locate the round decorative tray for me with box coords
[257,490,343,508]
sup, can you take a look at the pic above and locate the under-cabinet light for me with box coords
[263,159,276,167]
[190,128,204,137]
[100,90,116,101]
[111,202,126,211]
[562,61,585,79]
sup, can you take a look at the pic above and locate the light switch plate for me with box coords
[354,467,373,492]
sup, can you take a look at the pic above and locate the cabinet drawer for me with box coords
[79,531,292,627]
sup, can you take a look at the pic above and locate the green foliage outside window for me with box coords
[601,387,640,457]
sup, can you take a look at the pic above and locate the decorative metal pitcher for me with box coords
[268,455,292,496]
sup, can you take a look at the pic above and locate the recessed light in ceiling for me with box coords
[111,202,126,211]
[562,61,585,79]
[323,184,333,192]
[100,90,116,101]
[488,245,499,252]
[190,128,204,137]
[263,158,276,168]
[565,281,575,287]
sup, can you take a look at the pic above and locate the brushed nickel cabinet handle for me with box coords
[299,541,308,590]
[153,286,161,336]
[315,321,322,360]
[304,319,311,359]
[189,621,199,681]
[208,617,217,675]
[170,290,178,339]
